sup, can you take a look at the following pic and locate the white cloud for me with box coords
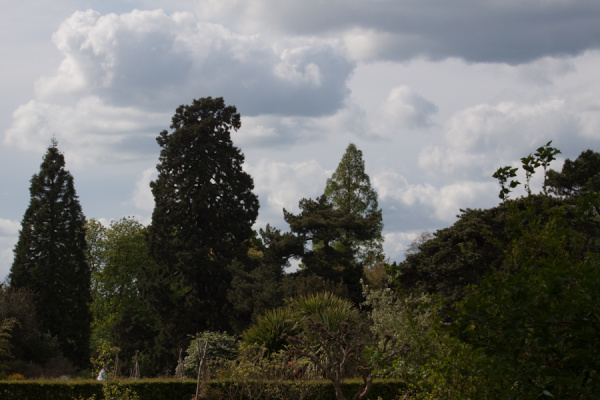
[5,8,356,166]
[4,97,166,165]
[130,167,156,213]
[373,86,438,136]
[419,98,580,179]
[383,231,422,262]
[236,100,368,148]
[0,218,20,282]
[34,9,353,116]
[502,56,575,85]
[374,170,498,223]
[248,159,329,227]
[0,218,20,236]
[566,82,600,140]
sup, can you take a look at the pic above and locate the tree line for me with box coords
[0,97,383,377]
[1,97,599,398]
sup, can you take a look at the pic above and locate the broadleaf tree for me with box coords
[86,217,157,373]
[9,139,91,369]
[144,97,259,372]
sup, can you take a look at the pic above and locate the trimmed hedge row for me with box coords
[0,378,407,400]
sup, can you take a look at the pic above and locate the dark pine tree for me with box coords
[144,97,259,372]
[284,195,382,304]
[9,139,91,369]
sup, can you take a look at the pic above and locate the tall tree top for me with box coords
[324,143,379,217]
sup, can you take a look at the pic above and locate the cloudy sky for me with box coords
[2,0,600,280]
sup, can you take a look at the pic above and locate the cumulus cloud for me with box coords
[5,10,354,163]
[36,9,353,116]
[235,100,368,147]
[374,169,498,225]
[372,86,438,136]
[195,0,600,64]
[0,218,20,236]
[247,159,329,226]
[383,231,422,262]
[419,98,580,179]
[4,8,355,163]
[5,97,165,165]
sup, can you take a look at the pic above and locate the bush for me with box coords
[183,331,238,378]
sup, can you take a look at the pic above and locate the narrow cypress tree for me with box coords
[9,139,91,369]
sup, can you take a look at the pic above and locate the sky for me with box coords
[1,0,600,281]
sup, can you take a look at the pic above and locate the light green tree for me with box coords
[324,143,383,263]
[86,217,156,374]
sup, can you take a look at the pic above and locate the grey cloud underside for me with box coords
[236,1,600,64]
[108,45,352,117]
[52,10,354,118]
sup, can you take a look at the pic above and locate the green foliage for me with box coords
[362,287,438,382]
[243,307,297,354]
[226,228,293,333]
[183,331,238,377]
[0,286,59,370]
[0,377,408,400]
[243,292,402,400]
[86,217,157,372]
[293,291,361,331]
[0,317,18,360]
[448,203,600,398]
[284,195,381,304]
[324,143,384,263]
[243,292,362,353]
[81,380,140,400]
[9,139,91,369]
[547,148,600,197]
[89,339,115,378]
[406,143,600,399]
[217,343,324,400]
[0,380,101,400]
[144,97,259,371]
[492,165,519,201]
[392,205,507,303]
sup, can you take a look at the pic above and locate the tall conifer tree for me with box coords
[9,139,91,369]
[144,97,259,371]
[324,143,384,263]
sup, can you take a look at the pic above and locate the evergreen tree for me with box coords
[226,228,290,333]
[9,139,91,369]
[144,97,259,371]
[547,149,600,198]
[324,143,383,263]
[284,195,381,304]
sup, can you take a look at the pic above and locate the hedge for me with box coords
[0,378,407,400]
